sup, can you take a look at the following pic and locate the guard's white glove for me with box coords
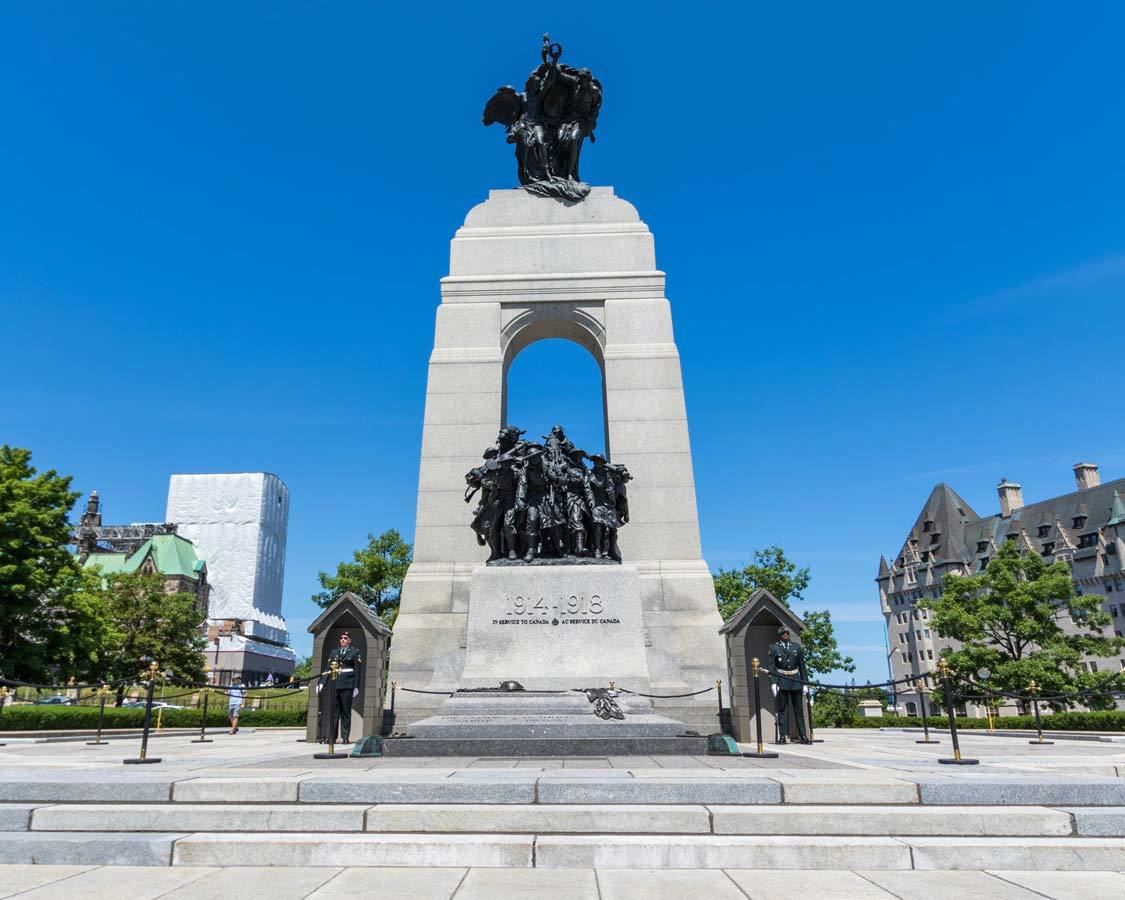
[352,688,359,698]
[315,683,322,694]
[803,686,809,696]
[770,684,778,697]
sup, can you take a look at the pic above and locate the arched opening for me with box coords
[503,337,607,457]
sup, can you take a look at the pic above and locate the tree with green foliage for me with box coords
[921,541,1125,711]
[0,445,85,681]
[713,546,855,677]
[313,529,413,625]
[292,655,312,682]
[713,546,810,618]
[80,570,207,695]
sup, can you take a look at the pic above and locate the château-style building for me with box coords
[877,462,1125,715]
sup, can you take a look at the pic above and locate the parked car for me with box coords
[33,695,76,706]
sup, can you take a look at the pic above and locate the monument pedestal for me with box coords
[388,186,729,736]
[385,564,707,755]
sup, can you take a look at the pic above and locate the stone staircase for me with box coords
[2,773,1124,869]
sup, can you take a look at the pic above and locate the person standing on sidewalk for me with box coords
[227,675,246,734]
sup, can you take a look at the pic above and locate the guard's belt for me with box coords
[776,668,800,675]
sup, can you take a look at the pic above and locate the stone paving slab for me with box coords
[0,864,96,899]
[365,803,711,833]
[298,777,536,804]
[709,804,1074,836]
[172,833,535,868]
[535,834,913,869]
[301,867,467,900]
[1058,806,1125,836]
[173,778,301,802]
[31,804,366,833]
[858,869,1043,899]
[155,866,341,900]
[0,779,174,803]
[917,778,1125,806]
[905,835,1125,870]
[597,868,747,899]
[726,868,898,899]
[456,867,598,900]
[10,866,214,900]
[0,804,42,831]
[988,869,1125,900]
[536,776,781,805]
[0,831,187,866]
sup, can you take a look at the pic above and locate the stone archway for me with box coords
[388,186,727,732]
[500,308,609,456]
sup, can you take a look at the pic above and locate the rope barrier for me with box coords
[617,686,716,699]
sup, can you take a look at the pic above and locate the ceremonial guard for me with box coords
[768,625,811,744]
[326,632,362,743]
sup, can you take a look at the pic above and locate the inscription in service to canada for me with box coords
[492,593,621,627]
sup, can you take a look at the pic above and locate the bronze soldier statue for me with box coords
[768,625,811,744]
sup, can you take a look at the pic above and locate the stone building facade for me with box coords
[877,463,1125,715]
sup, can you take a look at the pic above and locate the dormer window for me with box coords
[1004,533,1016,542]
[930,533,940,545]
[1078,533,1098,549]
[920,552,930,562]
[1037,525,1050,538]
[922,520,933,533]
[1041,542,1055,556]
[977,541,989,553]
[1073,516,1087,529]
[978,557,990,570]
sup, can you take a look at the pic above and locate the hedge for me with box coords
[841,710,1125,732]
[0,705,305,731]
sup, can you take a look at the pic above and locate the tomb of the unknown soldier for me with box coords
[2,27,1125,899]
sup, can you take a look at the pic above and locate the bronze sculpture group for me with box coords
[465,425,631,564]
[483,34,602,201]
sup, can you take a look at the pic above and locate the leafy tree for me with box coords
[313,529,412,624]
[921,541,1125,711]
[713,546,810,618]
[0,446,83,681]
[82,570,207,696]
[713,546,854,677]
[292,655,312,682]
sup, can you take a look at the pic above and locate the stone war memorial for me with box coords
[384,35,727,754]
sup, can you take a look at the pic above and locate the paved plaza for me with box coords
[0,727,1123,896]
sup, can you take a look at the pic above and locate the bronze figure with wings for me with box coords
[483,35,602,202]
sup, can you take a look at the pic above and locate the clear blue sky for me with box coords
[4,4,1125,683]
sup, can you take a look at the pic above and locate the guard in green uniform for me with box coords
[327,632,362,743]
[768,625,810,744]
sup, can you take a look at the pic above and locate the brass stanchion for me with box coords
[743,658,779,759]
[914,678,940,744]
[937,658,978,765]
[1027,679,1054,745]
[313,661,348,760]
[192,673,213,744]
[86,684,111,745]
[124,661,162,764]
[0,685,8,746]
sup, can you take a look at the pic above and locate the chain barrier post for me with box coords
[0,685,8,746]
[314,661,348,760]
[1027,679,1054,745]
[936,658,977,765]
[86,684,110,746]
[804,688,823,743]
[124,661,162,765]
[192,676,213,744]
[743,658,778,759]
[914,678,939,744]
